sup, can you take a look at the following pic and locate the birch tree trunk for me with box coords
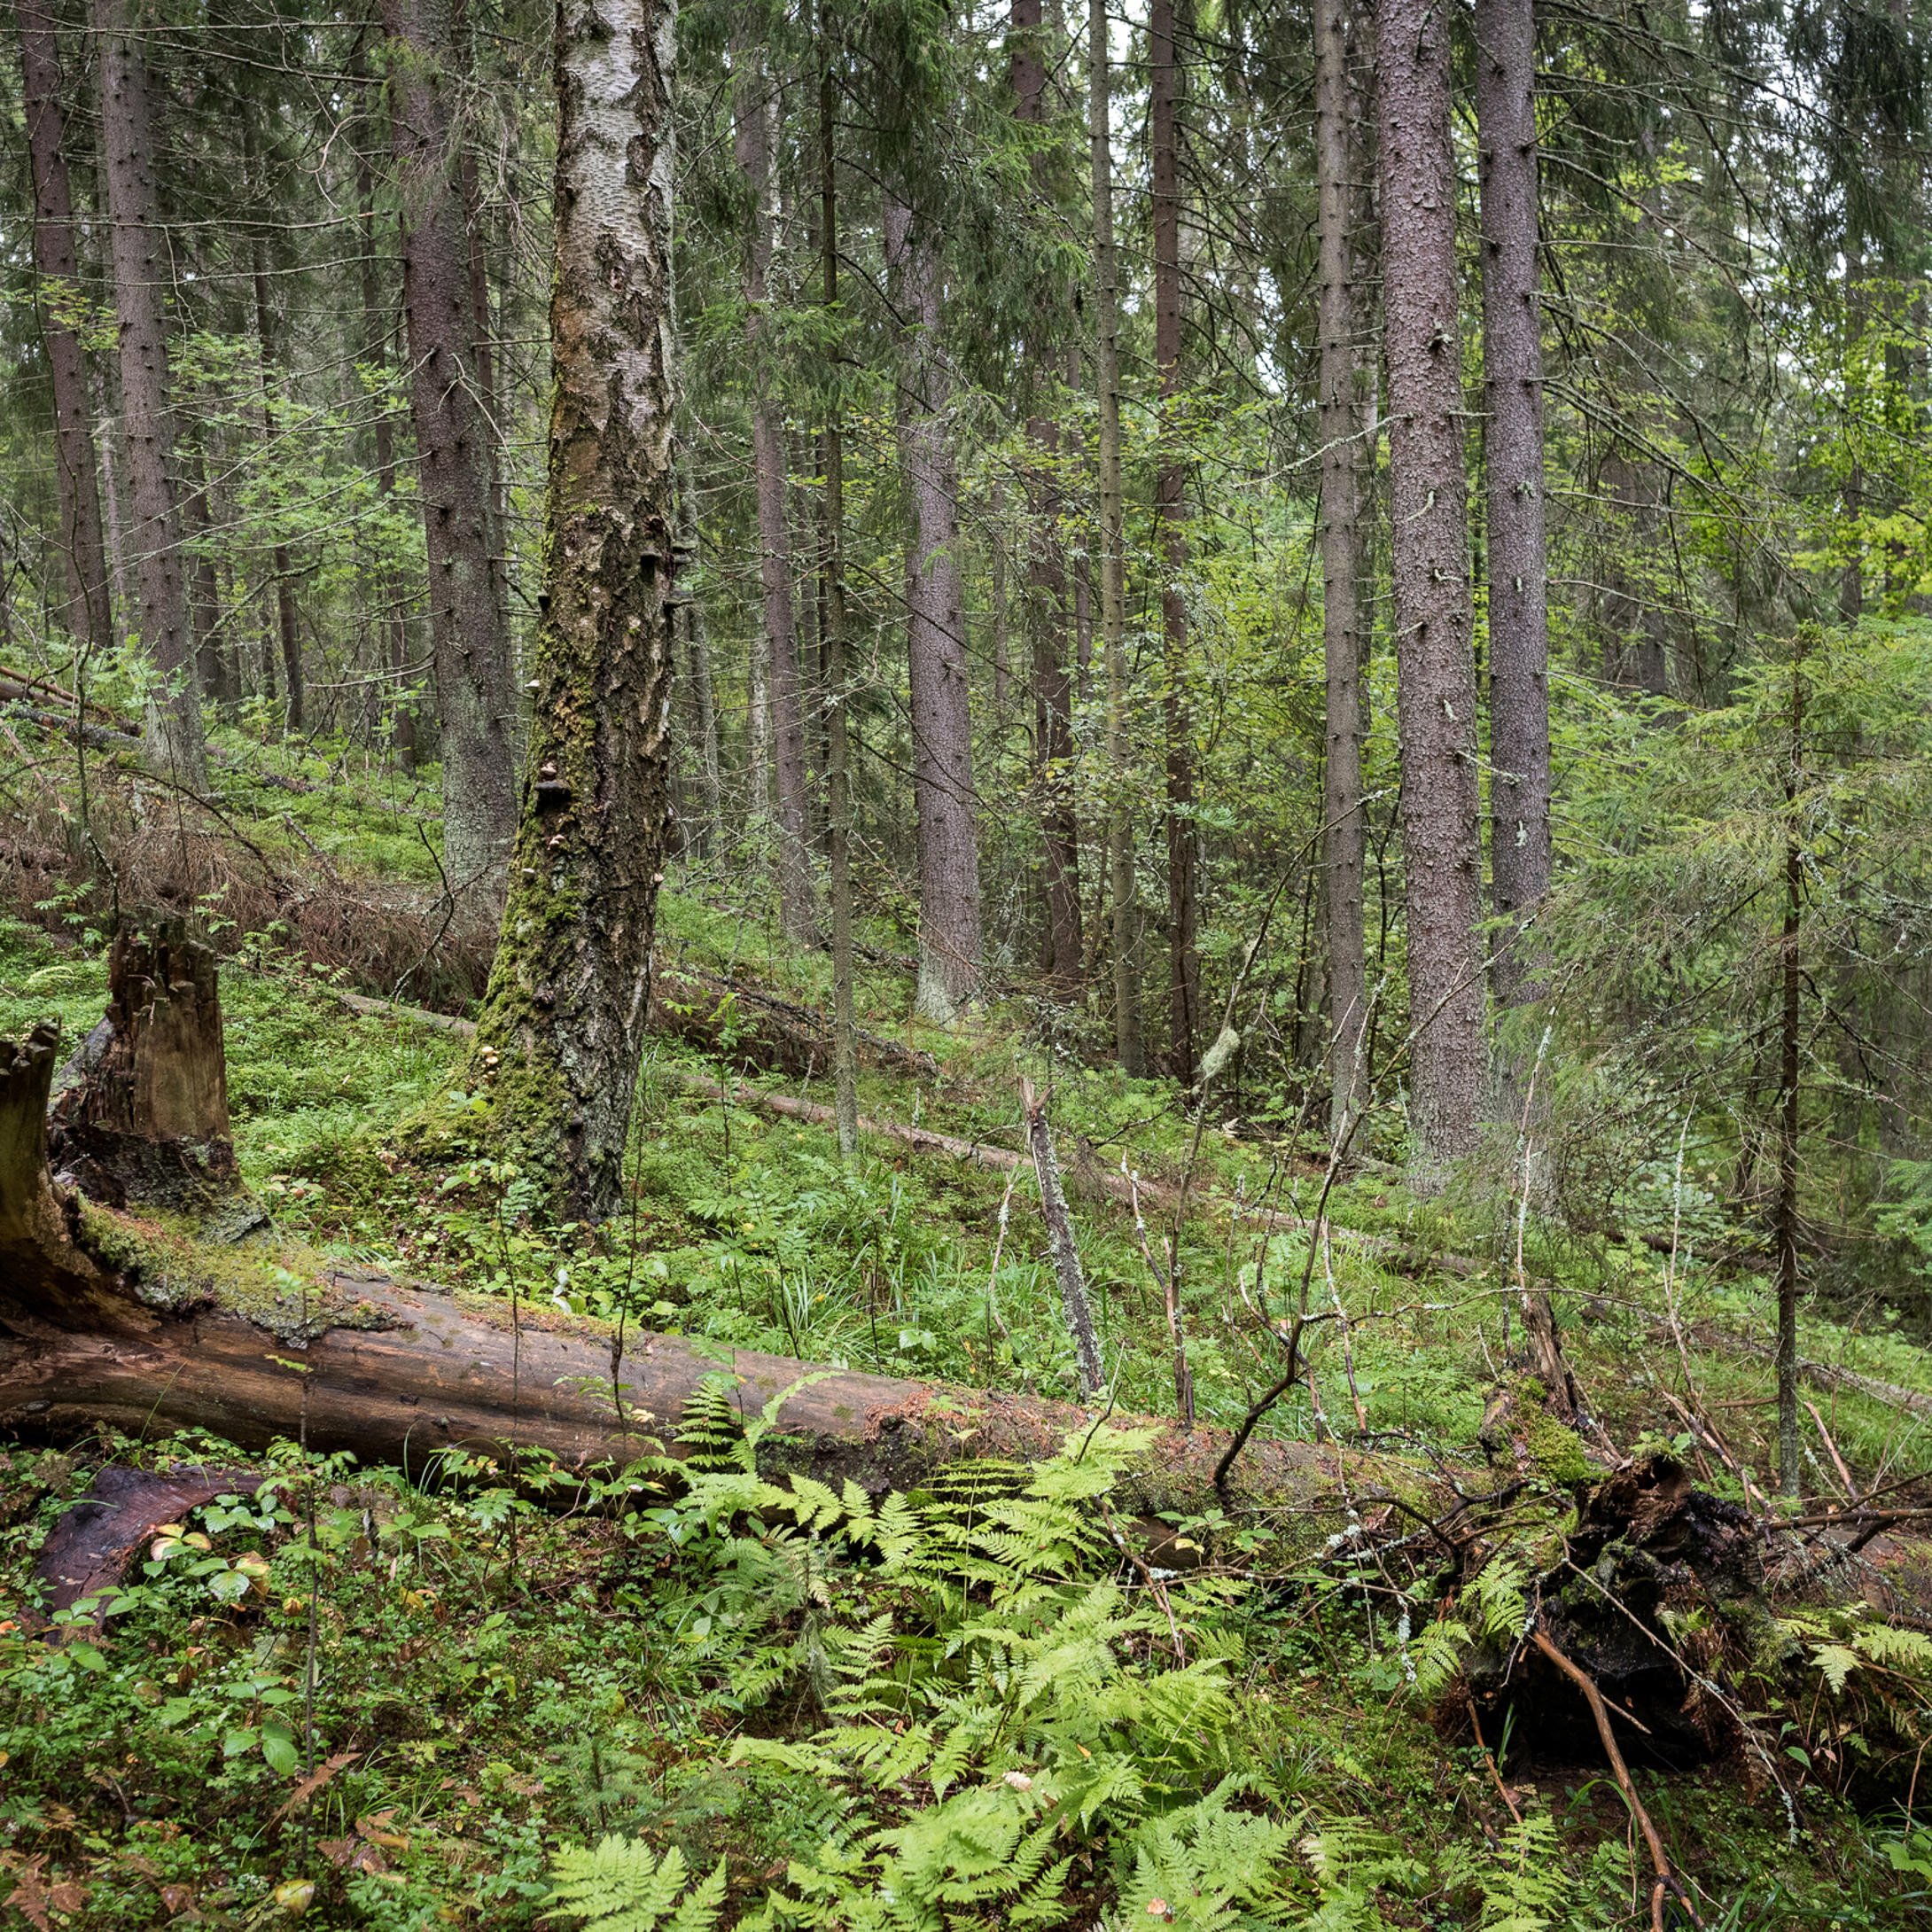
[18,0,113,658]
[95,0,206,789]
[465,0,679,1224]
[885,199,984,1024]
[1376,0,1485,1175]
[1475,0,1552,1009]
[1315,0,1371,1133]
[733,37,816,942]
[1150,0,1200,1079]
[381,0,518,894]
[1090,0,1141,1073]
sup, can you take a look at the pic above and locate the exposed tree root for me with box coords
[1531,1624,1703,1930]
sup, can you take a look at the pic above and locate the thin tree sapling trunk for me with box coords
[464,0,679,1224]
[1775,643,1806,1496]
[1375,0,1485,1176]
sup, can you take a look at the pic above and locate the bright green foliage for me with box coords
[544,1840,727,1932]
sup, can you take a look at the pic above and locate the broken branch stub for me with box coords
[1023,1079,1106,1398]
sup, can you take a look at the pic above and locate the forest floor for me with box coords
[3,738,1932,1928]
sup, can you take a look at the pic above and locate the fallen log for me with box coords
[0,1021,1370,1514]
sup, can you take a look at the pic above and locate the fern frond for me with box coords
[544,1839,724,1932]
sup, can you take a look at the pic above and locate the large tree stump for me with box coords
[48,916,238,1211]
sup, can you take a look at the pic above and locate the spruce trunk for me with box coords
[1090,0,1141,1073]
[1012,0,1082,990]
[95,0,206,789]
[1475,0,1552,1009]
[465,0,679,1224]
[18,0,113,658]
[733,40,816,942]
[381,0,518,894]
[1375,0,1484,1175]
[1315,0,1371,1134]
[1150,0,1200,1079]
[885,199,984,1024]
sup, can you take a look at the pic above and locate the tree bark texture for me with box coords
[356,146,417,768]
[679,478,723,856]
[885,199,984,1024]
[381,0,518,892]
[95,0,206,789]
[819,51,860,1162]
[1315,0,1371,1133]
[1090,0,1141,1073]
[247,206,305,734]
[1475,0,1552,1008]
[1150,0,1200,1079]
[733,40,816,943]
[18,0,113,658]
[1775,653,1804,1496]
[1012,0,1082,990]
[1375,0,1485,1174]
[466,0,679,1224]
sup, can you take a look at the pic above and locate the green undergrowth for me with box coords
[7,815,1932,1924]
[4,900,1930,1485]
[3,1413,1924,1930]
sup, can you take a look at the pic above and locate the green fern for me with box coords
[544,1837,726,1932]
[676,1374,752,1474]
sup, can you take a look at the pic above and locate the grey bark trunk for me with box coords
[1375,0,1485,1175]
[1315,0,1371,1133]
[356,147,417,769]
[1475,0,1551,1009]
[1151,0,1200,1079]
[95,0,206,789]
[466,0,680,1224]
[1012,0,1082,990]
[246,198,304,734]
[179,439,230,706]
[381,0,518,893]
[680,480,722,857]
[1090,0,1141,1074]
[885,199,984,1024]
[732,40,815,940]
[818,46,859,1160]
[18,0,113,657]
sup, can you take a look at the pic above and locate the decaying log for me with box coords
[48,917,238,1211]
[0,1024,1366,1513]
[1459,1455,1759,1769]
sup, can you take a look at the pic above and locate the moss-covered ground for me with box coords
[2,777,1931,1927]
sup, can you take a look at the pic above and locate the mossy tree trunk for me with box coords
[465,0,679,1224]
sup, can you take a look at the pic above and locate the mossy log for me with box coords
[0,1024,1371,1514]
